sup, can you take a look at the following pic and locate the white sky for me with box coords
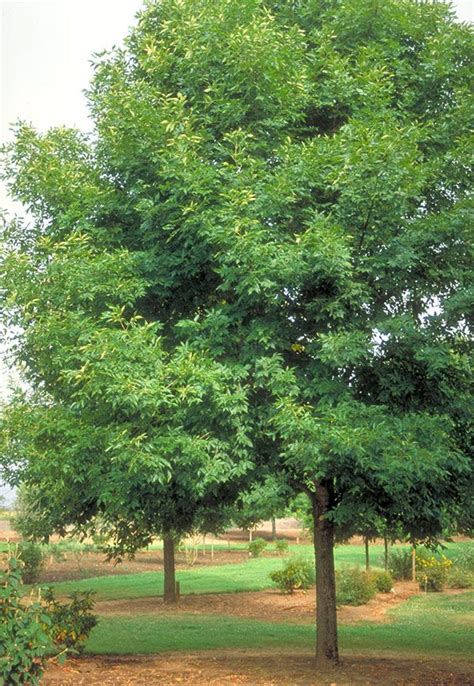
[0,0,472,503]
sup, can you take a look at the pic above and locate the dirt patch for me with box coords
[95,582,419,625]
[42,651,474,685]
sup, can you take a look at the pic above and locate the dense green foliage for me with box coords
[371,570,394,594]
[17,541,46,584]
[0,558,53,685]
[0,557,98,683]
[41,588,98,654]
[1,0,472,661]
[336,567,376,606]
[275,539,289,555]
[270,556,314,593]
[248,537,268,557]
[1,0,471,551]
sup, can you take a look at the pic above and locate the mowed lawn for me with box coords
[46,541,471,601]
[85,592,474,658]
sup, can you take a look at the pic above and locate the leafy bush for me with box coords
[270,557,314,594]
[0,555,98,684]
[453,545,474,573]
[248,537,267,557]
[416,551,452,592]
[275,539,289,556]
[371,570,393,593]
[0,557,53,685]
[446,567,473,589]
[17,541,46,584]
[388,548,413,581]
[336,566,376,606]
[42,587,98,654]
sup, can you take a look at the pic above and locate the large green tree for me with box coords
[1,0,472,667]
[0,230,252,602]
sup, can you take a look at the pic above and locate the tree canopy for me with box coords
[1,0,472,666]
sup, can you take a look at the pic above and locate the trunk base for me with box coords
[163,534,177,604]
[313,482,339,666]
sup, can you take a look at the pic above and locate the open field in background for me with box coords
[34,540,471,601]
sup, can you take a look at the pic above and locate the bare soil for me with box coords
[43,651,474,685]
[94,581,419,625]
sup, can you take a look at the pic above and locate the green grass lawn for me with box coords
[44,541,472,602]
[48,558,284,600]
[85,591,474,658]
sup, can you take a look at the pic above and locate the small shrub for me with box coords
[453,545,474,573]
[388,548,412,581]
[446,567,473,589]
[270,557,314,594]
[275,539,289,556]
[416,551,452,592]
[248,537,267,557]
[371,570,393,593]
[17,541,45,584]
[42,587,98,654]
[0,557,53,685]
[336,566,376,606]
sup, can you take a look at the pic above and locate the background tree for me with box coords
[1,0,472,668]
[231,475,291,540]
[0,231,252,603]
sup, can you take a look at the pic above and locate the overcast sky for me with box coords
[0,0,472,502]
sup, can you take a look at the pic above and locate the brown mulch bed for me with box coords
[94,581,419,625]
[42,651,474,685]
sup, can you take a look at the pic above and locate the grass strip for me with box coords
[85,592,474,658]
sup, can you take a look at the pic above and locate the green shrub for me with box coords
[248,538,267,558]
[0,557,53,685]
[17,541,45,584]
[446,567,473,589]
[454,545,474,573]
[416,551,452,592]
[270,557,314,594]
[275,539,289,556]
[336,566,376,606]
[371,570,393,593]
[388,548,412,581]
[42,587,98,654]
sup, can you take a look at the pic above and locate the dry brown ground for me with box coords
[94,582,419,625]
[43,651,474,685]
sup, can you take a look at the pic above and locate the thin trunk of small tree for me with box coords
[384,537,389,572]
[163,534,177,604]
[271,517,277,541]
[365,536,370,572]
[312,482,339,667]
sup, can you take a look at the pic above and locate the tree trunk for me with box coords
[384,537,389,572]
[312,483,339,667]
[163,534,177,604]
[365,536,370,572]
[271,517,277,541]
